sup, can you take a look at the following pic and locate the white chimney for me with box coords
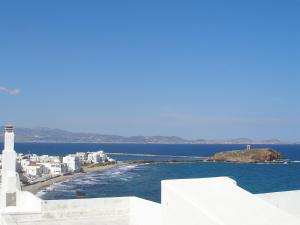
[1,125,19,209]
[4,125,14,153]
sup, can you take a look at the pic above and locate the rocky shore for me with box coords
[209,148,283,163]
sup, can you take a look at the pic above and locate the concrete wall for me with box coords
[161,177,300,225]
[41,197,162,225]
[0,184,41,213]
[162,181,218,225]
[42,197,131,219]
[0,214,16,225]
[258,190,300,219]
[130,197,162,225]
[0,196,163,225]
[16,191,42,213]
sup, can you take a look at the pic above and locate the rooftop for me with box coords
[2,177,300,225]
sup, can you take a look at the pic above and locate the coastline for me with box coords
[22,163,120,194]
[22,156,292,195]
[22,160,202,195]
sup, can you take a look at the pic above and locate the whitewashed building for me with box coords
[39,155,49,162]
[29,154,41,162]
[40,155,60,163]
[87,151,109,164]
[20,159,31,172]
[40,162,68,176]
[24,164,46,176]
[99,150,108,162]
[75,152,86,161]
[87,152,101,163]
[63,155,81,172]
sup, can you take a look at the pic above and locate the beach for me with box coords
[22,163,120,194]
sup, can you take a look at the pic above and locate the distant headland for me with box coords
[0,126,298,144]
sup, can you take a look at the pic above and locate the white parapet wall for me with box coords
[41,197,162,225]
[0,197,162,225]
[1,177,300,225]
[161,177,300,225]
[16,191,42,213]
[130,197,162,225]
[257,190,300,219]
[42,197,131,219]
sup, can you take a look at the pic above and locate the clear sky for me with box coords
[0,1,299,141]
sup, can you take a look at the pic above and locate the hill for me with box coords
[0,126,295,144]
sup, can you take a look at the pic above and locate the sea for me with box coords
[2,143,300,203]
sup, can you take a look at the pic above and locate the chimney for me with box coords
[1,125,19,209]
[4,125,15,152]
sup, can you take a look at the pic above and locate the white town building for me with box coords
[29,154,40,162]
[87,152,101,163]
[20,159,31,172]
[99,150,108,162]
[24,163,46,177]
[41,155,61,163]
[40,162,68,176]
[0,125,300,225]
[75,152,87,161]
[87,151,109,164]
[63,154,81,172]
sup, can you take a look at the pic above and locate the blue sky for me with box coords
[0,1,299,140]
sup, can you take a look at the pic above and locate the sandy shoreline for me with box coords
[21,160,210,195]
[22,163,120,194]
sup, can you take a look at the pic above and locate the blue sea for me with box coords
[2,143,300,203]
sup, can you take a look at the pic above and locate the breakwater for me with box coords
[107,152,208,160]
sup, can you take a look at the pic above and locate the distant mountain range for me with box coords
[0,126,298,144]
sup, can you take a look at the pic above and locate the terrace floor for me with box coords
[6,214,129,225]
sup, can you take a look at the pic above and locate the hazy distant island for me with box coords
[0,126,298,144]
[209,148,284,163]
